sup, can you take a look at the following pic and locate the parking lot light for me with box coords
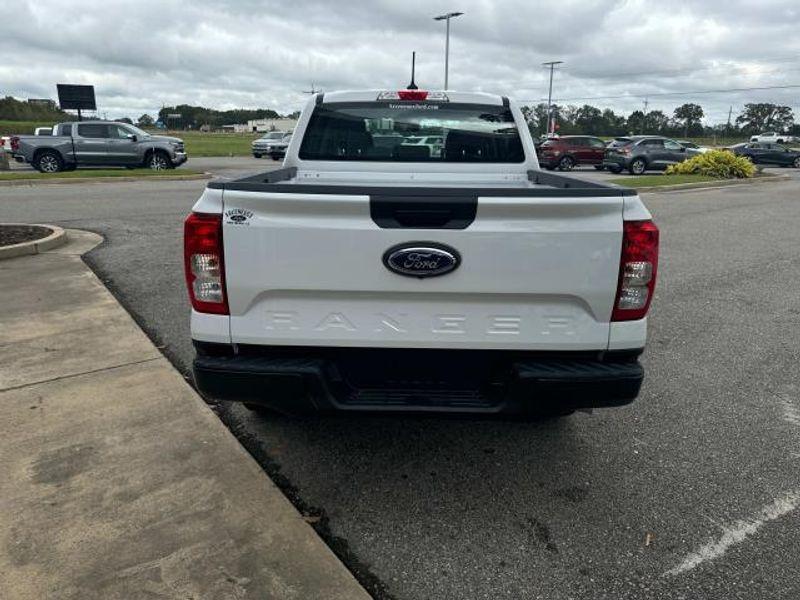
[433,11,464,89]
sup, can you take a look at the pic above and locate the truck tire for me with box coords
[35,150,64,173]
[629,158,647,175]
[147,150,173,170]
[558,156,575,171]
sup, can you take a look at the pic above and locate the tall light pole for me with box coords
[542,60,563,135]
[434,11,464,89]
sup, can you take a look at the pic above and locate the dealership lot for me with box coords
[2,168,799,599]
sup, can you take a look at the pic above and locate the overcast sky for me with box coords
[2,0,799,123]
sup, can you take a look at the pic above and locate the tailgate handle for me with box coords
[370,195,477,229]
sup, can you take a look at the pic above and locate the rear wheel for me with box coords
[629,158,647,175]
[253,153,262,158]
[558,155,575,171]
[147,150,172,170]
[34,150,63,173]
[793,157,800,168]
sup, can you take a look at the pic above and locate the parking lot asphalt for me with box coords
[2,163,799,599]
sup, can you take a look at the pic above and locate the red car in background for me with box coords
[536,135,607,171]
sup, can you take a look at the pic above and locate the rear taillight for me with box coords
[10,136,20,152]
[611,220,659,322]
[184,212,228,315]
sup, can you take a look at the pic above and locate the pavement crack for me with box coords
[0,356,163,393]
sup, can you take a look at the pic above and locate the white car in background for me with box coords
[400,135,444,158]
[750,132,789,144]
[677,140,710,156]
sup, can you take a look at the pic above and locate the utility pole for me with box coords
[726,105,733,143]
[434,12,464,90]
[542,60,563,136]
[641,98,649,134]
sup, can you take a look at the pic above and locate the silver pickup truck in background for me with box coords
[14,121,187,172]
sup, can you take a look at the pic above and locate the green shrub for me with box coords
[665,149,756,179]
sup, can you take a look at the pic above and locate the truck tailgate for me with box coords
[222,189,623,350]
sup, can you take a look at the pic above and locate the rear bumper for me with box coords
[538,156,560,168]
[192,343,644,416]
[602,157,629,169]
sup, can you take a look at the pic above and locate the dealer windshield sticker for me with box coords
[224,208,253,225]
[389,103,440,110]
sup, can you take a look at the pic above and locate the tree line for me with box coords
[155,104,282,129]
[0,96,70,121]
[520,102,798,138]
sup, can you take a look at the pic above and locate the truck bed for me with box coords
[208,167,636,197]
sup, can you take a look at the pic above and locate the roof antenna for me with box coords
[407,51,418,90]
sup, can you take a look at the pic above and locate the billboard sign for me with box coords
[56,84,97,110]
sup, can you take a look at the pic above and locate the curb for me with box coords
[0,172,211,187]
[629,173,791,193]
[0,231,372,599]
[0,224,67,260]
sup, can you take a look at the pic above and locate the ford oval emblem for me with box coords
[383,242,461,278]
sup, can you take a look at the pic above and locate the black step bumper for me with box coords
[193,344,644,416]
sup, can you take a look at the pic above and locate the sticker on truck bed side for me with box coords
[224,208,253,225]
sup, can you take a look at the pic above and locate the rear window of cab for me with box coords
[299,102,525,163]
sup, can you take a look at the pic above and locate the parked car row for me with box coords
[535,133,800,174]
[535,135,707,174]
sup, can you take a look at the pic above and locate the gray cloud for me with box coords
[1,0,799,123]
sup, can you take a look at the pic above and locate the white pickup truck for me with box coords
[184,90,659,417]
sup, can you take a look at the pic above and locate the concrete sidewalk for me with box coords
[0,231,370,600]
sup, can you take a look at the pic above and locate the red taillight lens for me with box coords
[397,90,428,101]
[611,220,659,322]
[10,136,20,152]
[183,212,228,315]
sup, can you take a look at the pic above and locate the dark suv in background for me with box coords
[537,135,607,170]
[603,136,689,174]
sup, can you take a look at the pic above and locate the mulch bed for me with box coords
[0,225,53,247]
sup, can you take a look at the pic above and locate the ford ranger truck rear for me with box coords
[185,90,658,417]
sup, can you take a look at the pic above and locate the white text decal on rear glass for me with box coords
[388,104,439,110]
